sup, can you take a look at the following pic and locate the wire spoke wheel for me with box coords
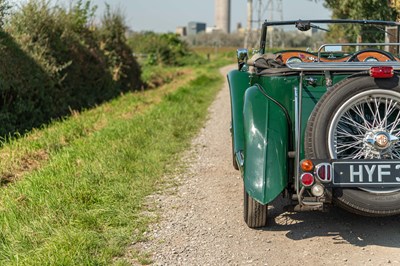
[306,76,400,216]
[328,90,400,193]
[329,90,400,160]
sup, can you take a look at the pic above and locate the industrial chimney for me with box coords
[215,0,231,33]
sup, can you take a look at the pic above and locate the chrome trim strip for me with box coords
[287,61,400,71]
[294,85,299,196]
[294,73,303,203]
[235,151,244,170]
[301,201,324,206]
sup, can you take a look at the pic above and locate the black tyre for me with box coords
[244,187,268,228]
[305,75,400,216]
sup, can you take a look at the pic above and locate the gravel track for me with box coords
[136,65,400,266]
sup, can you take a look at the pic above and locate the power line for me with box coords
[244,0,283,48]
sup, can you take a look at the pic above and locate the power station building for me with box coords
[177,0,231,36]
[176,26,187,37]
[215,0,231,33]
[187,22,207,36]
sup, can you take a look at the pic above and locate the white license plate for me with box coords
[332,161,400,187]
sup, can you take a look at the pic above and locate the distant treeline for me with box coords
[0,0,142,136]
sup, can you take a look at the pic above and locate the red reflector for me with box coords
[369,66,394,78]
[301,173,314,187]
[316,163,332,183]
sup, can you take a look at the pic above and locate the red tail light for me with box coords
[315,163,332,183]
[301,173,314,187]
[369,66,394,78]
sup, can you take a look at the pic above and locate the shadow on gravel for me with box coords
[260,196,400,248]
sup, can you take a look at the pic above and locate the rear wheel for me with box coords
[306,75,400,216]
[244,188,268,228]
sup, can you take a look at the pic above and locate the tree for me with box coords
[390,0,400,20]
[323,0,398,43]
[0,0,10,28]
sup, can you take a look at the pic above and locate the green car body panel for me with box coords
[227,70,250,156]
[243,85,288,204]
[229,70,350,205]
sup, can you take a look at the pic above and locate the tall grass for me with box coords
[0,62,226,265]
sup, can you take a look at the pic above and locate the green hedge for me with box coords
[0,0,142,137]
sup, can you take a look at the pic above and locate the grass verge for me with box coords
[0,60,228,265]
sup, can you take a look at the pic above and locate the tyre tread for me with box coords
[244,189,268,228]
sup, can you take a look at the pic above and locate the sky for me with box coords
[82,0,332,33]
[8,0,332,32]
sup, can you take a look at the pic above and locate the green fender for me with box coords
[227,70,250,158]
[243,85,288,205]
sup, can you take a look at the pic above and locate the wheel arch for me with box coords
[243,85,289,204]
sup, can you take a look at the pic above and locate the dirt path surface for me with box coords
[137,65,400,265]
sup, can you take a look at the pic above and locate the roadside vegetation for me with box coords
[0,0,141,136]
[0,64,227,265]
[0,1,233,265]
[0,49,230,266]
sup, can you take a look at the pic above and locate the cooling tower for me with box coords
[215,0,231,33]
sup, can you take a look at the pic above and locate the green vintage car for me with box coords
[228,19,400,228]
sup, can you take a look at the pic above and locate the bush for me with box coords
[128,32,203,66]
[0,0,142,136]
[98,4,142,91]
